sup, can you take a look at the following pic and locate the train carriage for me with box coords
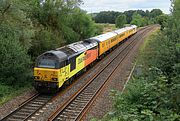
[90,32,117,56]
[91,25,137,57]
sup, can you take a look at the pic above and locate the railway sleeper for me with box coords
[79,98,91,102]
[15,111,30,116]
[5,118,21,121]
[61,112,78,119]
[34,99,48,102]
[69,105,84,110]
[73,100,87,105]
[59,114,68,118]
[10,115,27,119]
[64,109,81,114]
[81,92,93,95]
[76,96,91,100]
[21,108,35,113]
[56,117,63,121]
[24,106,38,110]
[27,103,41,107]
[68,103,84,108]
[31,101,45,105]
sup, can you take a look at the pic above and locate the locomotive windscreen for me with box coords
[38,59,56,69]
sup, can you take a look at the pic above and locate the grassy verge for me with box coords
[0,83,33,105]
[95,23,116,33]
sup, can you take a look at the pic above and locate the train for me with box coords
[34,25,137,92]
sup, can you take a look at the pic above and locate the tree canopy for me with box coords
[93,9,164,26]
[115,14,127,28]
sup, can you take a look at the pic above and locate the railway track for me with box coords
[48,26,155,121]
[1,93,53,121]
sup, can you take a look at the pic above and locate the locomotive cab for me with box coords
[34,51,67,93]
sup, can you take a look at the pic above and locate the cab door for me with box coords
[64,61,69,80]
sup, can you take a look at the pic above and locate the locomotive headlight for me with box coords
[52,78,58,81]
[34,76,40,80]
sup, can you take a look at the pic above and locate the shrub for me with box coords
[0,24,31,86]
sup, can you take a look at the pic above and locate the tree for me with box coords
[130,12,143,27]
[124,10,135,23]
[0,24,31,86]
[93,9,164,25]
[156,14,169,30]
[94,11,121,24]
[70,8,96,41]
[115,14,127,28]
[0,0,34,50]
[150,9,163,18]
[28,0,96,57]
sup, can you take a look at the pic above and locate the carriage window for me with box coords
[38,59,56,68]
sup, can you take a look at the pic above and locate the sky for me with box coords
[80,0,171,14]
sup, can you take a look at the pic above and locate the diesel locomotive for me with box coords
[34,25,137,92]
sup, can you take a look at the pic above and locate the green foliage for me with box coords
[0,0,35,50]
[28,1,96,57]
[69,8,96,41]
[93,9,164,26]
[0,84,32,105]
[93,11,121,24]
[150,9,163,18]
[29,29,65,58]
[156,15,169,30]
[94,24,104,35]
[0,24,31,86]
[130,12,145,27]
[115,14,127,28]
[94,23,115,35]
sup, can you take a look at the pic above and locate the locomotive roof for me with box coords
[55,40,98,59]
[37,50,68,62]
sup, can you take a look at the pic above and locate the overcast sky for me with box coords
[80,0,171,14]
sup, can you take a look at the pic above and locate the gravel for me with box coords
[0,89,37,120]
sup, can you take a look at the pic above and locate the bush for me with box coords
[0,24,31,86]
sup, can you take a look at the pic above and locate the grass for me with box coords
[140,28,160,52]
[95,23,116,33]
[135,28,160,73]
[0,83,33,105]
